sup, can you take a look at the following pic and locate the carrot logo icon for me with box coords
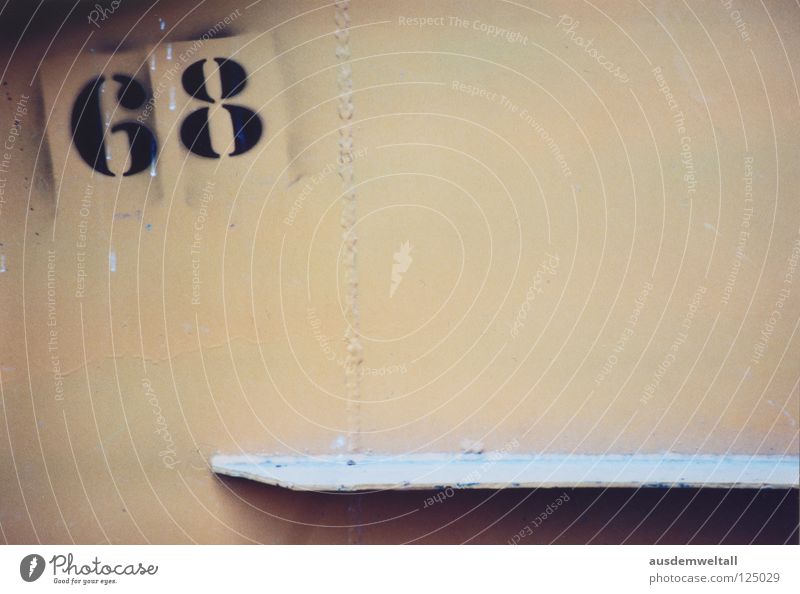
[19,554,45,582]
[390,241,413,298]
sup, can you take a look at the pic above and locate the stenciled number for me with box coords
[71,57,262,174]
[71,74,156,176]
[180,57,262,158]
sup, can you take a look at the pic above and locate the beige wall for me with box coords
[0,0,798,543]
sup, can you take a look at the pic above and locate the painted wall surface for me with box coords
[0,0,798,543]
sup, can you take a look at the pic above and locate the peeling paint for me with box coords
[211,453,800,492]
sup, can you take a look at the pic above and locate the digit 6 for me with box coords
[71,74,156,176]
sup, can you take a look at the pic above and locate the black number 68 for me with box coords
[70,57,262,176]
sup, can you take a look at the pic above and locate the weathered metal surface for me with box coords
[0,0,798,543]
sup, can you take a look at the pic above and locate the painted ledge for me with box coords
[210,453,799,491]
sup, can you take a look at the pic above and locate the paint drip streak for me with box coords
[335,0,362,453]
